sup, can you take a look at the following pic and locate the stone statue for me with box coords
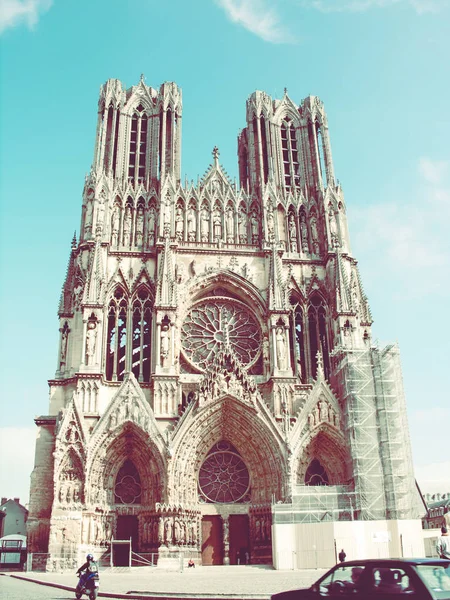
[226,207,234,243]
[201,207,209,242]
[300,214,309,252]
[135,206,144,246]
[276,327,287,370]
[86,322,97,366]
[96,198,105,233]
[160,325,170,364]
[310,216,319,254]
[238,208,247,243]
[123,206,132,247]
[213,208,222,241]
[266,207,274,239]
[163,195,171,227]
[251,210,259,243]
[187,207,196,241]
[147,206,156,246]
[175,205,184,240]
[60,325,69,365]
[84,201,93,239]
[288,214,298,252]
[111,204,120,247]
[328,207,339,247]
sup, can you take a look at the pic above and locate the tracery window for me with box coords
[180,298,261,372]
[114,460,142,504]
[281,117,300,190]
[308,294,331,380]
[305,458,329,486]
[128,105,148,184]
[260,115,269,183]
[291,300,306,382]
[131,287,152,382]
[198,441,250,503]
[106,287,128,381]
[316,123,327,187]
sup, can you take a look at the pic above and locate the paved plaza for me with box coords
[12,565,328,598]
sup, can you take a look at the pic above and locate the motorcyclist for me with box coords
[76,553,99,581]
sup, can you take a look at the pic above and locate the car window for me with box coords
[318,565,366,596]
[416,564,450,594]
[369,567,414,594]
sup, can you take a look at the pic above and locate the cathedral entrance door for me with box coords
[201,516,223,565]
[229,515,250,565]
[116,515,139,552]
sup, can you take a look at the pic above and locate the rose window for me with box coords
[114,460,142,504]
[181,298,261,372]
[198,441,250,503]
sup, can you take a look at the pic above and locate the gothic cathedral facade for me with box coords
[28,77,423,570]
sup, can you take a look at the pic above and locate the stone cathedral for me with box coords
[28,77,423,571]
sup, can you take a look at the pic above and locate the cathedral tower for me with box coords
[27,78,422,571]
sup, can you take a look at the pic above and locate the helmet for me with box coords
[86,554,94,561]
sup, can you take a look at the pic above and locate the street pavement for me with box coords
[1,565,328,599]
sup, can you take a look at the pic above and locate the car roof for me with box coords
[341,558,450,567]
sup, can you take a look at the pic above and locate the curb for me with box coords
[8,574,270,600]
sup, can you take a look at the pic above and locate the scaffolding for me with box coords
[331,343,420,522]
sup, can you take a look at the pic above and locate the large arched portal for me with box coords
[171,396,287,565]
[87,422,166,554]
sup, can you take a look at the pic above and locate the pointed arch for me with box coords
[170,397,287,505]
[90,421,166,507]
[296,427,349,486]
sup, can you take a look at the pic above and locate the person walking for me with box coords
[338,548,347,562]
[437,526,450,559]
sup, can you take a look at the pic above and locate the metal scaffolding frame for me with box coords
[331,343,419,522]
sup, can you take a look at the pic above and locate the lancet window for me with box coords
[106,286,153,382]
[128,105,148,185]
[131,287,152,382]
[308,294,331,380]
[281,117,300,190]
[291,300,306,382]
[106,287,128,381]
[316,123,327,188]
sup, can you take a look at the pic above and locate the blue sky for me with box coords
[1,0,449,504]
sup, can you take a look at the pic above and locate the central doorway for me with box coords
[116,515,138,548]
[229,514,250,565]
[201,516,223,565]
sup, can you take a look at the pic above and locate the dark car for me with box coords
[271,558,450,599]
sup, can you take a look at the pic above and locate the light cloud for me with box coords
[351,156,450,299]
[299,0,449,13]
[0,427,36,506]
[215,0,296,43]
[415,461,450,495]
[0,0,52,35]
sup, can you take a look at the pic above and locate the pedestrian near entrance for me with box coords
[436,526,450,559]
[338,548,346,562]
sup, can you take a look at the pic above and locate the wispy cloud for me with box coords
[215,0,296,43]
[351,156,450,299]
[415,461,450,494]
[0,0,52,35]
[299,0,449,14]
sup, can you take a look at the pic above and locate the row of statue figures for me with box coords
[83,194,341,252]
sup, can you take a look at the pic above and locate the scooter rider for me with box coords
[77,553,99,580]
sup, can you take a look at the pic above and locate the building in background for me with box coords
[422,493,450,530]
[27,77,423,570]
[0,498,27,537]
